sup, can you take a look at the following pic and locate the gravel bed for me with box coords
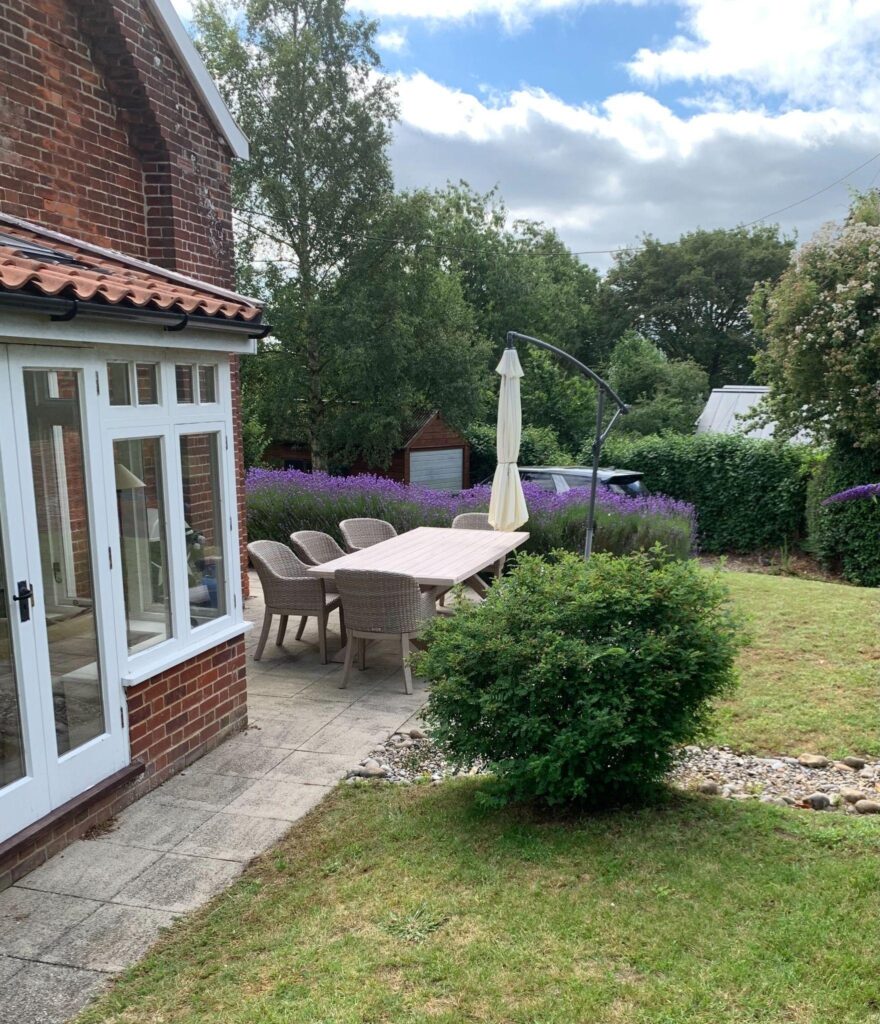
[348,732,880,815]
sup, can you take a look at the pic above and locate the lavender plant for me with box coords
[246,469,696,559]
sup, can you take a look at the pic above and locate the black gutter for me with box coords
[0,291,271,339]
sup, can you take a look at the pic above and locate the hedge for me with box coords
[599,433,815,554]
[246,469,697,562]
[806,442,880,586]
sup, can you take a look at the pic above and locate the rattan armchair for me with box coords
[339,517,397,553]
[334,569,434,694]
[248,540,345,664]
[451,512,506,577]
[289,530,346,566]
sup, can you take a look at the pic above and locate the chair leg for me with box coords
[400,633,414,695]
[254,609,272,661]
[340,632,356,689]
[276,614,288,647]
[295,616,307,641]
[318,612,328,665]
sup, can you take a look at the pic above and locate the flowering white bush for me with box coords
[751,191,880,448]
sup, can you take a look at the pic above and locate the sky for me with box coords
[174,0,880,271]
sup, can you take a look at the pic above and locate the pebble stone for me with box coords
[843,756,867,770]
[358,732,879,819]
[855,800,880,815]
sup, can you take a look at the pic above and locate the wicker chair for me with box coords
[289,530,346,566]
[248,540,345,664]
[334,569,434,694]
[445,513,505,605]
[339,517,397,553]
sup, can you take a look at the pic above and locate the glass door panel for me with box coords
[22,369,106,756]
[0,525,25,789]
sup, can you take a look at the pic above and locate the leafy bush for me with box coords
[806,441,880,585]
[599,432,814,553]
[466,423,572,483]
[246,469,696,560]
[416,550,743,807]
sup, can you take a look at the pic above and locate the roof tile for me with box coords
[0,219,262,323]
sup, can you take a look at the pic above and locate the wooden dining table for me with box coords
[307,526,529,599]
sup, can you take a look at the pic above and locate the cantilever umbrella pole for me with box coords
[506,331,629,561]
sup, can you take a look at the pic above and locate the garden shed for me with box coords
[267,412,471,491]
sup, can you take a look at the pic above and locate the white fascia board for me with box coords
[146,0,249,160]
[0,313,258,355]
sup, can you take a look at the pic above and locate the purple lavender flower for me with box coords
[821,483,880,505]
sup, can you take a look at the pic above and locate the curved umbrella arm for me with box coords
[506,331,630,414]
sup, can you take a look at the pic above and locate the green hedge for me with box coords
[599,433,815,554]
[806,442,880,586]
[467,423,572,483]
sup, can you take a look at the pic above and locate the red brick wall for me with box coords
[0,0,235,287]
[0,637,247,890]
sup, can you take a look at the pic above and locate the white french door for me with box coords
[0,347,127,844]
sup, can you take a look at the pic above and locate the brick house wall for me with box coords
[0,0,253,884]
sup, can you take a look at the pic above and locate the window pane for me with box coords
[198,365,217,404]
[180,433,226,626]
[175,365,194,404]
[24,369,105,756]
[114,438,172,654]
[136,364,159,405]
[107,362,131,406]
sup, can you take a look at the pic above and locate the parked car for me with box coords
[518,466,650,498]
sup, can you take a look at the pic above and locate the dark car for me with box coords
[518,466,649,498]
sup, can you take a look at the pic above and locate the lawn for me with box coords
[81,782,880,1024]
[711,572,880,758]
[78,569,880,1024]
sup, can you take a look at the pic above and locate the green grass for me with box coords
[712,572,880,758]
[80,782,880,1024]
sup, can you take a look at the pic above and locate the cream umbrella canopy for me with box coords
[488,346,528,531]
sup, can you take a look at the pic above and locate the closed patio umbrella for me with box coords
[488,347,528,532]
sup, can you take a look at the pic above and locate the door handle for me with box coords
[12,580,34,623]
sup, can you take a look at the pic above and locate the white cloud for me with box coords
[352,0,615,31]
[628,0,880,111]
[390,72,880,269]
[375,28,409,52]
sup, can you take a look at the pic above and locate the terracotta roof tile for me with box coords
[0,217,263,324]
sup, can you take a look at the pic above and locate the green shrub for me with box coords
[416,550,743,808]
[806,441,880,586]
[467,423,572,483]
[599,433,814,553]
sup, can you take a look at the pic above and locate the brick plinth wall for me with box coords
[0,637,247,891]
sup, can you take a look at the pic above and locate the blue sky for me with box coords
[175,0,880,270]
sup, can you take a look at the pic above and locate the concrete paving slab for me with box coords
[93,797,214,852]
[16,841,161,902]
[267,749,355,786]
[40,903,177,973]
[0,888,99,959]
[247,694,343,720]
[185,735,291,779]
[223,778,330,822]
[0,955,23,984]
[246,671,316,699]
[0,961,107,1024]
[112,853,243,914]
[175,812,291,862]
[152,770,255,811]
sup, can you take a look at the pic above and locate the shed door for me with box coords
[409,449,463,491]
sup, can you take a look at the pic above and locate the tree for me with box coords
[194,0,398,467]
[602,226,794,387]
[606,332,708,436]
[751,191,880,449]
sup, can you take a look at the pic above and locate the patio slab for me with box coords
[2,570,429,1023]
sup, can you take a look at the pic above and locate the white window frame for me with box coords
[96,348,244,687]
